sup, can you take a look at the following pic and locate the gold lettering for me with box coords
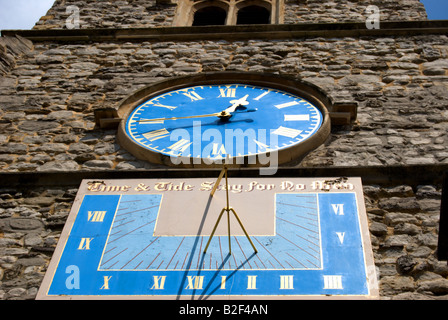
[200,181,214,191]
[87,182,131,193]
[100,276,112,290]
[185,276,204,289]
[87,211,106,222]
[280,181,306,191]
[78,237,93,250]
[151,276,166,290]
[280,275,294,289]
[87,182,105,192]
[154,182,194,191]
[221,276,226,289]
[247,276,257,289]
[154,182,170,191]
[135,183,150,192]
[311,180,354,191]
[245,181,275,192]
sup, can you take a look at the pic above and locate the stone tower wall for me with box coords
[0,0,447,300]
[0,33,447,172]
[32,0,428,30]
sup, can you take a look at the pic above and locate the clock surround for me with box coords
[116,72,331,168]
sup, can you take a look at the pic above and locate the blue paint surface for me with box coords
[47,193,369,298]
[125,84,323,160]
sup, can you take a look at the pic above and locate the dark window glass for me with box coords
[193,6,227,26]
[236,5,270,25]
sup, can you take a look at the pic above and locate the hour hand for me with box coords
[223,94,250,114]
[217,107,257,121]
[217,94,250,120]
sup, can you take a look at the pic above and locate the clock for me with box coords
[37,177,379,300]
[116,73,331,167]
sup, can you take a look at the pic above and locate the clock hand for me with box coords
[137,106,256,123]
[137,112,222,122]
[216,95,251,120]
[223,95,250,114]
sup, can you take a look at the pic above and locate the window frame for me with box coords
[235,2,272,25]
[173,0,284,27]
[192,2,230,26]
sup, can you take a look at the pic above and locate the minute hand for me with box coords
[137,112,222,122]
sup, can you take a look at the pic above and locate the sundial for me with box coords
[37,176,378,299]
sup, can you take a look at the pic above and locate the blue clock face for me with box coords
[124,84,323,163]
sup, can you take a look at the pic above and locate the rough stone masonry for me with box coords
[0,0,447,299]
[0,35,447,172]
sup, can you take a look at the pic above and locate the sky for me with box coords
[0,0,55,31]
[0,0,447,33]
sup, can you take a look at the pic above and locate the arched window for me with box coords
[173,0,282,27]
[192,6,227,26]
[236,5,270,25]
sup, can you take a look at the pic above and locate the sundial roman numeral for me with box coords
[185,276,204,289]
[77,237,93,250]
[280,275,294,289]
[331,203,344,215]
[87,211,106,222]
[323,275,343,289]
[247,275,257,289]
[100,276,112,290]
[336,232,345,244]
[151,276,166,290]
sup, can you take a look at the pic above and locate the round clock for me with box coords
[117,73,331,167]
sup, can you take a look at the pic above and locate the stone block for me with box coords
[36,160,79,171]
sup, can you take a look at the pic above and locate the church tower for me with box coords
[0,0,447,301]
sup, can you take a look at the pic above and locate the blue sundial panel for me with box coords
[42,179,377,299]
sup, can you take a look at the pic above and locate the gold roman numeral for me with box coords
[185,276,204,289]
[280,275,294,289]
[247,275,257,289]
[275,100,300,109]
[182,91,203,101]
[87,211,106,222]
[218,87,236,98]
[100,276,112,290]
[143,128,169,141]
[152,102,177,110]
[78,237,93,250]
[212,143,226,156]
[272,126,302,138]
[151,276,166,290]
[168,139,192,152]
